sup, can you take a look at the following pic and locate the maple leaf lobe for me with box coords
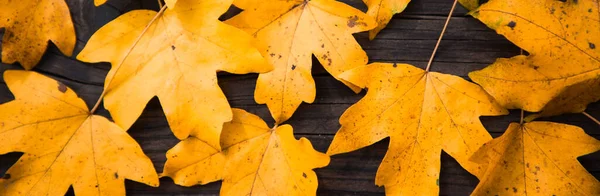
[469,0,600,111]
[0,0,76,69]
[471,122,600,195]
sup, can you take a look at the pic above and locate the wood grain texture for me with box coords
[0,0,598,195]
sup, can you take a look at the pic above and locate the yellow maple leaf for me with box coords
[525,77,600,121]
[0,70,158,195]
[470,122,600,195]
[468,0,600,112]
[457,0,479,10]
[226,0,377,124]
[95,0,106,6]
[162,108,329,195]
[165,0,178,9]
[0,0,75,69]
[327,63,507,195]
[363,0,410,40]
[77,0,272,150]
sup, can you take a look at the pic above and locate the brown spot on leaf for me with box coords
[57,81,67,93]
[589,42,596,49]
[347,15,366,28]
[291,64,296,70]
[321,54,332,65]
[507,21,517,30]
[171,45,176,50]
[302,172,307,178]
[114,172,119,179]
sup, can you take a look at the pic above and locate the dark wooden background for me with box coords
[0,0,598,195]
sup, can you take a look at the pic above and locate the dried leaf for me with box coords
[0,0,75,69]
[458,0,479,10]
[163,109,329,195]
[526,76,600,121]
[0,70,158,195]
[77,0,271,150]
[468,0,600,112]
[363,0,410,40]
[95,0,106,6]
[226,0,377,123]
[327,63,507,194]
[471,122,600,195]
[165,0,178,8]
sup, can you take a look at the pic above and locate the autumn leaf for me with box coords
[162,108,329,195]
[226,0,377,124]
[0,0,75,70]
[0,70,158,195]
[468,0,600,112]
[165,0,178,8]
[470,122,600,195]
[77,0,271,150]
[457,0,479,10]
[525,77,600,121]
[363,0,410,40]
[327,63,507,194]
[95,0,106,6]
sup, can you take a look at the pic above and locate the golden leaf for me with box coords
[226,0,377,123]
[468,0,600,112]
[165,0,178,9]
[458,0,479,10]
[0,70,158,195]
[162,109,329,195]
[77,0,272,150]
[363,0,410,40]
[471,122,600,195]
[0,0,75,69]
[327,63,507,194]
[526,77,600,121]
[95,0,106,6]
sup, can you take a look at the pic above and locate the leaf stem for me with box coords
[425,0,457,72]
[158,0,163,7]
[582,112,600,126]
[520,109,524,124]
[90,5,168,114]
